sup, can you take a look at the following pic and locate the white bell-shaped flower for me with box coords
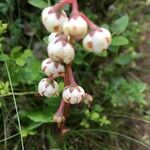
[42,7,68,33]
[41,58,65,78]
[62,85,85,104]
[47,39,75,64]
[38,78,58,97]
[48,32,59,43]
[83,28,111,53]
[63,15,88,38]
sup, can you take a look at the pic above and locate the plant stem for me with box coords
[59,64,70,133]
[59,35,76,133]
[66,63,77,86]
[52,0,72,12]
[72,0,79,14]
[57,99,65,114]
[80,12,99,30]
[0,91,37,98]
[0,49,24,150]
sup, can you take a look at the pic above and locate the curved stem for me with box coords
[80,12,99,30]
[72,0,79,14]
[52,0,72,12]
[57,99,65,114]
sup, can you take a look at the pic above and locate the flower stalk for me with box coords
[38,0,112,134]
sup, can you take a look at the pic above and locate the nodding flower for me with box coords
[47,37,75,64]
[42,7,68,33]
[63,15,88,38]
[83,28,112,53]
[38,78,58,97]
[41,58,65,78]
[63,85,85,104]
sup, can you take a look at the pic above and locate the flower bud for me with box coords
[42,7,68,33]
[47,39,75,64]
[83,93,93,107]
[53,113,65,123]
[83,28,111,53]
[41,58,65,78]
[62,85,85,104]
[38,78,58,97]
[63,15,88,38]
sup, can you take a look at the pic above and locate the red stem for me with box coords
[59,48,77,133]
[72,0,79,14]
[66,63,77,86]
[80,12,99,30]
[52,0,72,12]
[57,99,65,114]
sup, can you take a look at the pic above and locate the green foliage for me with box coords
[8,47,42,85]
[111,15,129,35]
[28,0,49,9]
[105,78,146,106]
[111,36,129,46]
[0,81,9,94]
[80,105,110,128]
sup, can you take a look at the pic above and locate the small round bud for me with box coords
[47,39,75,64]
[42,7,68,33]
[62,85,85,104]
[83,28,111,53]
[63,15,88,38]
[41,58,65,78]
[38,78,58,97]
[83,93,93,107]
[53,113,65,123]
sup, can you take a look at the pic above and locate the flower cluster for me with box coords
[38,0,111,132]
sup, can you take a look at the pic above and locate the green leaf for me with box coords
[21,122,42,137]
[58,82,64,93]
[26,110,53,123]
[101,24,109,30]
[111,36,129,46]
[28,0,49,9]
[111,15,129,35]
[15,58,25,66]
[11,46,22,56]
[43,36,49,44]
[115,52,132,65]
[23,49,32,58]
[0,53,9,61]
[90,112,100,120]
[93,105,103,113]
[95,50,108,57]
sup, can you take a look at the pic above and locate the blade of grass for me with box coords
[0,91,37,98]
[0,49,24,150]
[0,133,20,143]
[69,129,150,149]
[2,108,7,150]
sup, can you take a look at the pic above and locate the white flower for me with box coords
[42,7,68,33]
[41,58,65,78]
[83,28,111,53]
[48,32,59,43]
[63,16,88,37]
[47,39,75,64]
[38,78,58,97]
[62,85,85,104]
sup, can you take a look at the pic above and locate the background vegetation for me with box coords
[0,0,150,149]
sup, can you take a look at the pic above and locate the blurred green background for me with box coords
[0,0,150,149]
